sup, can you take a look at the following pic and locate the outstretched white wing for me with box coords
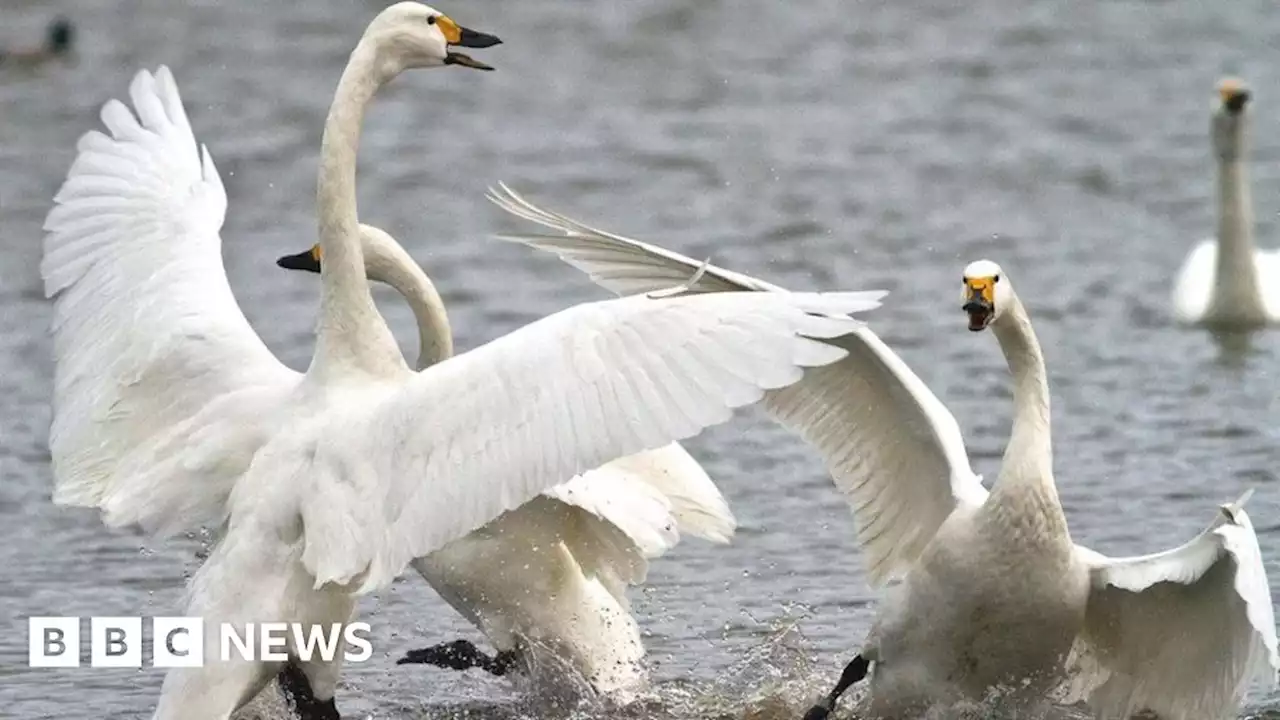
[541,443,738,598]
[42,67,296,535]
[487,184,986,584]
[291,289,885,593]
[545,461,681,561]
[1062,491,1278,720]
[597,443,737,545]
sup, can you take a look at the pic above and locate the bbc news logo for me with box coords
[28,617,372,668]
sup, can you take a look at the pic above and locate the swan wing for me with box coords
[542,445,735,603]
[546,463,681,560]
[487,185,986,584]
[545,483,671,605]
[1255,247,1280,319]
[41,66,295,534]
[294,288,885,593]
[583,443,737,544]
[488,182,780,295]
[1172,239,1216,323]
[1063,490,1278,720]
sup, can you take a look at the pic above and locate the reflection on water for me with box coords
[1210,328,1262,366]
[2,0,1280,717]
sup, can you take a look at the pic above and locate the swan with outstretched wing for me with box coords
[487,184,1279,720]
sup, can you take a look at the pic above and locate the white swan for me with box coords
[486,185,1280,720]
[39,6,886,718]
[1173,77,1280,328]
[275,231,736,701]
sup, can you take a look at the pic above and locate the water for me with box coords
[2,0,1279,717]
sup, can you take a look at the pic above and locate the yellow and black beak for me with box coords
[277,244,322,274]
[962,277,995,332]
[436,14,501,71]
[1219,78,1250,115]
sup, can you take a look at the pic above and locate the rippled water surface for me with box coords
[3,0,1280,717]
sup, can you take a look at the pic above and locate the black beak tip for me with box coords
[276,252,320,273]
[457,28,502,49]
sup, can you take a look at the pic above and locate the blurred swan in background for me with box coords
[0,17,74,68]
[39,4,884,717]
[276,230,736,702]
[488,185,1279,720]
[1173,77,1280,328]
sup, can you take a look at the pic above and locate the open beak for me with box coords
[437,15,501,71]
[962,280,994,332]
[277,246,322,274]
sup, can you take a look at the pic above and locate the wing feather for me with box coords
[41,67,294,534]
[1062,492,1279,720]
[487,185,985,584]
[294,289,884,593]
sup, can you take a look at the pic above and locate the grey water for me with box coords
[2,0,1279,717]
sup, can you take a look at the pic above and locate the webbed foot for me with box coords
[397,638,518,676]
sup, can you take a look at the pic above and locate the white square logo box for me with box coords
[29,617,80,667]
[90,617,142,668]
[153,617,204,668]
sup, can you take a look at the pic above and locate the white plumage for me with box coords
[487,184,1279,719]
[40,6,884,716]
[277,227,736,699]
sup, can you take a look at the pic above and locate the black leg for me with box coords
[396,638,517,676]
[490,648,520,677]
[802,654,870,720]
[278,659,340,720]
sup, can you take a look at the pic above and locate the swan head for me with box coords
[47,17,74,54]
[361,2,501,74]
[961,259,1009,332]
[1213,77,1250,160]
[277,226,410,285]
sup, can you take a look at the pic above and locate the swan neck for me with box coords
[1213,153,1262,308]
[376,258,454,370]
[987,294,1067,541]
[310,42,403,379]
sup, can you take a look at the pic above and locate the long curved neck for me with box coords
[308,42,404,381]
[376,258,454,370]
[986,295,1069,544]
[1213,141,1263,313]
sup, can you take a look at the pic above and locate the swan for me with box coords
[1173,77,1280,328]
[39,5,886,718]
[486,185,1280,720]
[0,16,73,67]
[275,230,737,701]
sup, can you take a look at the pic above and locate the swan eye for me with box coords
[427,15,437,25]
[993,275,1000,283]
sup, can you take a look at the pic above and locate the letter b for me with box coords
[28,617,80,668]
[91,617,141,668]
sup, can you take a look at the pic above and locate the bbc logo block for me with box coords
[153,617,204,667]
[90,617,142,667]
[30,616,204,668]
[28,617,371,667]
[29,617,80,668]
